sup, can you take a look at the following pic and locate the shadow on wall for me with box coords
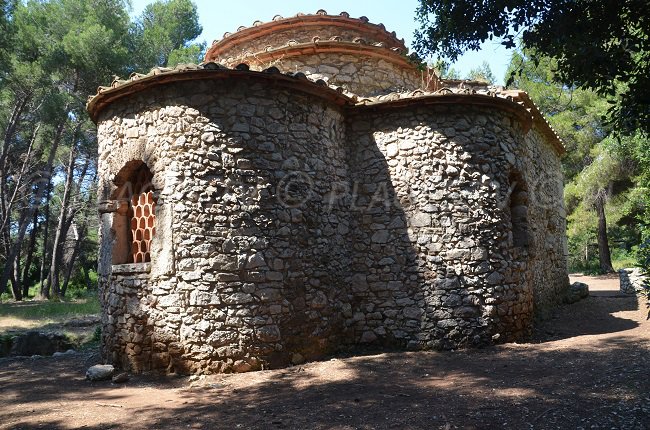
[134,86,450,372]
[136,82,363,372]
[345,124,436,350]
[345,112,500,351]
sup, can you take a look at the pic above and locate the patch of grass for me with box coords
[0,292,100,321]
[76,326,102,351]
[612,255,638,270]
[0,290,101,352]
[64,329,99,350]
[568,259,603,275]
[569,248,638,274]
[1,270,99,301]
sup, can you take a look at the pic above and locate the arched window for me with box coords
[111,161,156,264]
[509,171,529,249]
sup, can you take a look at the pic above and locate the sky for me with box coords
[130,0,513,85]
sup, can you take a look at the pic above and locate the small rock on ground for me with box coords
[86,364,114,381]
[565,281,589,303]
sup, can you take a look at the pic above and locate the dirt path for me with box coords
[1,275,648,430]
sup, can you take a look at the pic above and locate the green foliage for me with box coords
[1,268,98,301]
[575,149,626,204]
[506,49,611,180]
[564,148,642,273]
[638,236,650,272]
[610,249,638,271]
[167,42,206,67]
[0,0,203,301]
[506,48,645,274]
[12,0,132,95]
[603,130,650,274]
[466,61,495,84]
[430,57,461,80]
[430,58,495,83]
[130,0,203,71]
[414,0,650,137]
[0,0,16,80]
[67,269,98,298]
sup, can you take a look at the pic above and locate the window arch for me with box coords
[111,161,156,264]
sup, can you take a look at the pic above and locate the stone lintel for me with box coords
[112,263,151,275]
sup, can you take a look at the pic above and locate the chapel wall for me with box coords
[96,77,353,373]
[92,68,569,375]
[205,14,425,97]
[344,105,538,347]
[519,127,570,317]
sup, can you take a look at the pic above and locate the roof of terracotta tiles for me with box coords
[204,10,409,62]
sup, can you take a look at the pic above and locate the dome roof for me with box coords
[204,10,410,68]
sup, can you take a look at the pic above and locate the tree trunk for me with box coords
[595,191,614,273]
[0,116,65,297]
[21,210,39,298]
[11,254,21,300]
[9,271,20,300]
[0,96,30,216]
[0,97,33,280]
[48,143,77,299]
[39,181,52,297]
[5,210,29,301]
[61,224,83,297]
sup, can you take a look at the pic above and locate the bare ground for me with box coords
[1,274,649,430]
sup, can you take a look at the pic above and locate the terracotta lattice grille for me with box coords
[129,168,156,263]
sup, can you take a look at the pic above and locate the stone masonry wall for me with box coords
[98,78,352,373]
[261,53,424,96]
[208,21,421,97]
[344,105,540,348]
[96,76,568,373]
[519,127,570,317]
[103,264,153,371]
[619,268,646,294]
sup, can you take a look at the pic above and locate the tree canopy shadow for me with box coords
[1,329,649,429]
[531,291,641,342]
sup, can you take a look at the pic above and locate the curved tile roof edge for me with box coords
[352,88,565,155]
[502,90,566,155]
[86,63,356,123]
[205,10,408,61]
[86,63,564,155]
